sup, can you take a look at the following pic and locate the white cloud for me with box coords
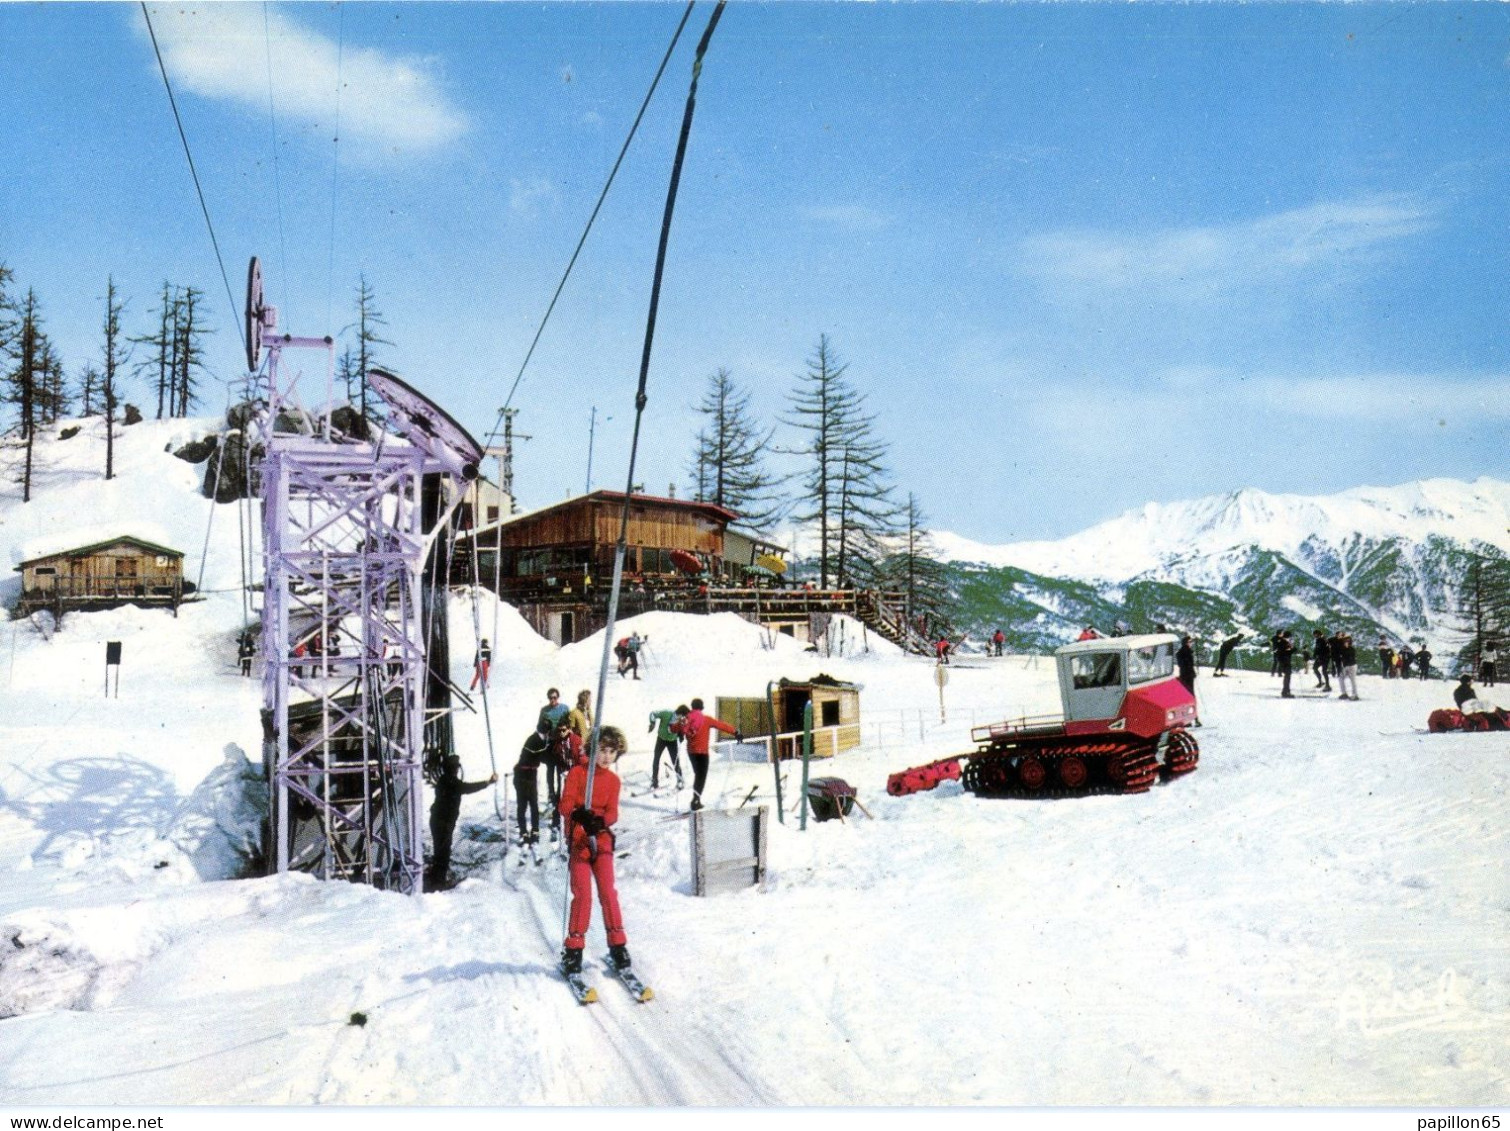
[1020,196,1435,294]
[805,204,893,233]
[138,4,468,160]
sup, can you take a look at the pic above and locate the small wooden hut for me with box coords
[16,535,185,614]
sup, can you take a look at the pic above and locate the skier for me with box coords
[1337,634,1360,701]
[546,718,584,841]
[1275,630,1295,698]
[1176,635,1197,696]
[426,754,497,892]
[568,689,594,742]
[1480,640,1498,687]
[1398,643,1415,679]
[470,638,492,691]
[536,687,570,735]
[237,633,255,677]
[1312,630,1332,691]
[991,628,1005,658]
[935,637,952,664]
[1212,633,1244,676]
[1077,625,1101,642]
[647,705,686,791]
[1416,645,1433,681]
[514,726,550,848]
[1378,637,1394,680]
[1270,632,1282,677]
[559,725,633,975]
[673,697,740,811]
[1176,635,1200,725]
[615,632,645,679]
[1454,674,1477,709]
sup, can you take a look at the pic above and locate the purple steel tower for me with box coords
[249,258,482,894]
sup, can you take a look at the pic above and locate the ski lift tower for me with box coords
[248,257,482,894]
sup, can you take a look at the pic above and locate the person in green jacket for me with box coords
[647,706,686,791]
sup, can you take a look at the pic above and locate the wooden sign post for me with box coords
[105,641,122,698]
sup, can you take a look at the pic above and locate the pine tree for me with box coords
[100,278,126,480]
[1452,551,1510,677]
[172,286,210,417]
[783,335,898,588]
[78,363,101,418]
[877,492,955,637]
[35,337,69,426]
[687,368,784,530]
[136,282,175,420]
[7,289,45,501]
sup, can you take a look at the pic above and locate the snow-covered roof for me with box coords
[14,523,182,569]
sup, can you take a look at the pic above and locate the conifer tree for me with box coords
[345,276,392,423]
[687,368,783,530]
[877,492,955,637]
[783,335,898,588]
[100,278,126,480]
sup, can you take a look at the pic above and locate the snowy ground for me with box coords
[0,593,1506,1107]
[0,421,1506,1107]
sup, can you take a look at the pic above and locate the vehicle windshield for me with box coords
[1127,643,1175,684]
[1071,652,1122,690]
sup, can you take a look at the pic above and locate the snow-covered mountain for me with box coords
[936,478,1510,655]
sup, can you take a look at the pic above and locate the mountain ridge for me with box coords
[934,477,1509,661]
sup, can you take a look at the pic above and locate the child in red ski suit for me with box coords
[560,725,630,974]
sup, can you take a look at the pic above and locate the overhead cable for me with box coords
[140,2,247,366]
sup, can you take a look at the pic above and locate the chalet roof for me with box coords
[509,490,740,527]
[16,535,185,571]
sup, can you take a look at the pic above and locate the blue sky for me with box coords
[2,2,1506,542]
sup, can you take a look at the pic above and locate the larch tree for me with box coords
[172,286,210,417]
[137,282,175,420]
[877,492,955,638]
[687,368,784,530]
[344,276,392,423]
[783,335,898,588]
[7,288,46,501]
[100,277,127,480]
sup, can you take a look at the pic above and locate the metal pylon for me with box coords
[249,259,479,895]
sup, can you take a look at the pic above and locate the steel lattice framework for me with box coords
[250,259,479,895]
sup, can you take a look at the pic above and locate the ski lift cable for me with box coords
[490,0,696,445]
[140,2,248,370]
[563,0,726,941]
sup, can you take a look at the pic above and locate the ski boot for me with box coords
[608,944,632,971]
[560,948,583,975]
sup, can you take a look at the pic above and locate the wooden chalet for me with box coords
[455,491,928,653]
[16,535,185,615]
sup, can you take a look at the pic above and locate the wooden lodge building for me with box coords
[455,490,924,652]
[16,535,186,616]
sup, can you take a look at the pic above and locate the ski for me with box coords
[561,967,598,1005]
[605,959,654,1002]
